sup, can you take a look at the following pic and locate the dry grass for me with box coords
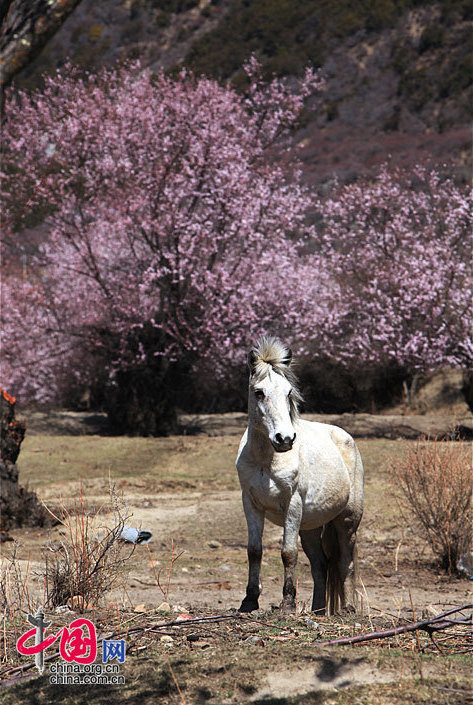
[390,439,472,572]
[43,484,135,611]
[2,432,471,703]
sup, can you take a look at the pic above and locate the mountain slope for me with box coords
[12,0,473,184]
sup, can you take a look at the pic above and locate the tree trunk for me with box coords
[462,370,473,412]
[0,0,83,113]
[0,388,48,540]
[105,363,183,436]
[102,324,195,436]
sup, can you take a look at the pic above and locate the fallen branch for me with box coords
[318,604,473,647]
[0,649,60,678]
[101,612,244,641]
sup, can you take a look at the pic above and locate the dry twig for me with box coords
[318,604,472,647]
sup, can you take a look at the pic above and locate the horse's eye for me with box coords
[254,389,265,400]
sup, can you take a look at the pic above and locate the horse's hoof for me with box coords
[239,598,259,613]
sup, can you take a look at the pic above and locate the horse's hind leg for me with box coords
[323,513,359,614]
[299,527,327,614]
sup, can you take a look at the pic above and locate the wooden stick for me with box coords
[318,604,472,647]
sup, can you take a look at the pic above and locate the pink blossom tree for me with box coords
[1,60,324,433]
[313,165,473,403]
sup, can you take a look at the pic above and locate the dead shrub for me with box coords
[43,485,134,611]
[0,542,33,617]
[391,439,472,573]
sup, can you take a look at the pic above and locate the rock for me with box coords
[245,635,265,646]
[304,618,320,629]
[69,595,93,611]
[457,552,473,580]
[134,603,147,613]
[160,635,174,643]
[158,601,171,612]
[208,540,222,549]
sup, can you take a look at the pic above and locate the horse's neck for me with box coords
[247,417,275,466]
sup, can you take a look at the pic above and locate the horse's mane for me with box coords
[249,336,303,421]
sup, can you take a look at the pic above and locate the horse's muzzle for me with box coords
[272,433,296,452]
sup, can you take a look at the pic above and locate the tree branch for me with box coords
[318,604,473,647]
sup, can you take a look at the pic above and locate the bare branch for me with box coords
[318,604,473,647]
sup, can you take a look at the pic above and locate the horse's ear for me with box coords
[282,348,292,365]
[248,349,258,372]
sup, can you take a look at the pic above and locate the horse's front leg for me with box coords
[239,492,264,613]
[281,493,303,613]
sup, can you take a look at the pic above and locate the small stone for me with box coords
[208,540,221,549]
[55,605,72,614]
[69,595,93,611]
[246,635,264,646]
[158,602,171,612]
[181,567,189,573]
[304,618,320,629]
[220,564,230,571]
[134,603,147,613]
[160,635,174,644]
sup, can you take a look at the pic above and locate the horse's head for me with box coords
[247,337,302,453]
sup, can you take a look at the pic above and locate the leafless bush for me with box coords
[43,485,135,611]
[146,538,184,604]
[391,439,472,572]
[0,542,33,617]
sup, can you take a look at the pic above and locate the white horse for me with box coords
[236,337,364,614]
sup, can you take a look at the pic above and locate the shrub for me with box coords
[44,488,133,611]
[391,440,472,573]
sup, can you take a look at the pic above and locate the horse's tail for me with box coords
[323,521,342,615]
[323,520,359,616]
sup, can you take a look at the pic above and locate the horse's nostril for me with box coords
[275,433,284,445]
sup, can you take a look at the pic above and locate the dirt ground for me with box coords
[1,413,472,704]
